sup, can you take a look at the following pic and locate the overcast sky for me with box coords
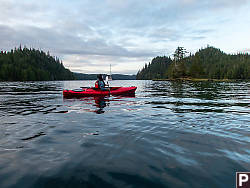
[0,0,249,74]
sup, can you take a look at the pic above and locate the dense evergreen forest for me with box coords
[0,46,74,81]
[137,46,250,80]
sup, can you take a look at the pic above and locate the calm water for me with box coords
[0,80,249,188]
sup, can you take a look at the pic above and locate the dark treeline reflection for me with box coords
[146,80,240,100]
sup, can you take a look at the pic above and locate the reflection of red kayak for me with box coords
[63,87,137,98]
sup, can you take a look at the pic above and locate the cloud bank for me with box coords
[0,0,249,74]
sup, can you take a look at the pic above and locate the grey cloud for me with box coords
[0,0,249,74]
[67,0,243,48]
[147,26,214,43]
[65,54,148,74]
[74,0,248,30]
[192,29,214,34]
[147,27,182,42]
[1,0,245,47]
[0,0,51,24]
[0,24,156,58]
[190,36,206,40]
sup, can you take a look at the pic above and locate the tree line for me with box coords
[74,73,136,80]
[0,46,75,81]
[137,46,250,80]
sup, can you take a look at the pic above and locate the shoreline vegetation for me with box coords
[74,73,136,80]
[0,46,74,81]
[152,78,249,82]
[0,46,135,81]
[0,45,249,82]
[137,46,249,81]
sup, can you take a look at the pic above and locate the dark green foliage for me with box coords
[137,46,250,80]
[0,46,75,81]
[111,74,136,80]
[185,47,250,79]
[173,46,188,61]
[136,56,172,80]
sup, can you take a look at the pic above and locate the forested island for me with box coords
[0,46,74,81]
[137,46,249,80]
[74,73,136,80]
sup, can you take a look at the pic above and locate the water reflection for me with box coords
[145,80,247,100]
[0,81,63,118]
[94,97,108,114]
[64,95,135,114]
[142,80,250,114]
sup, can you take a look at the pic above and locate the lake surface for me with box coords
[0,80,249,188]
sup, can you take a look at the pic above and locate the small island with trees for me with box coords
[136,46,249,81]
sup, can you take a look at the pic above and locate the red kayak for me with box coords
[63,86,137,98]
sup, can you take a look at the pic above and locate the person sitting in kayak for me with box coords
[95,74,108,91]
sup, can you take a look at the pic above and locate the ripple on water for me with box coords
[0,80,249,188]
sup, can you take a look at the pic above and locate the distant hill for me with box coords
[137,46,250,80]
[74,73,136,80]
[0,46,74,81]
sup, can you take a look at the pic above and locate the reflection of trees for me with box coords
[189,82,226,100]
[169,81,185,98]
[189,82,216,100]
[146,80,234,100]
[141,80,245,115]
[146,81,185,98]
